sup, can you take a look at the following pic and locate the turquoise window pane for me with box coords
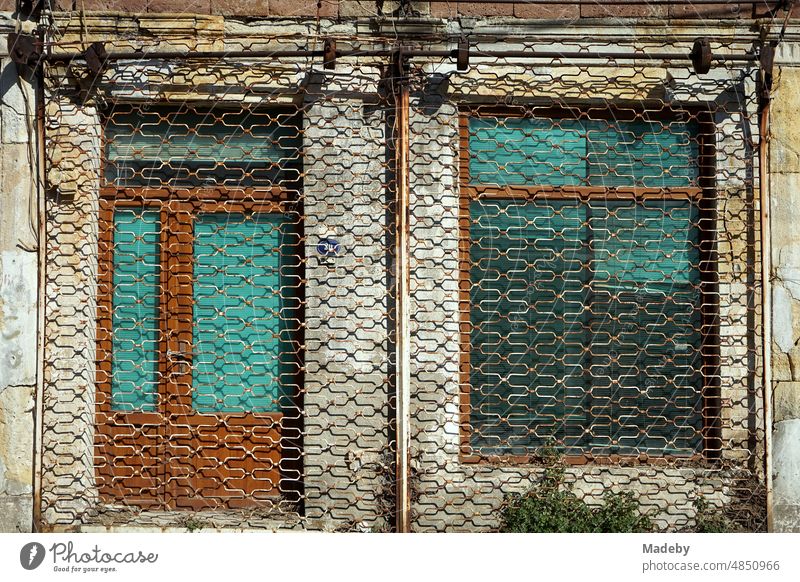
[469,117,587,186]
[111,209,160,412]
[469,199,590,455]
[105,107,302,187]
[587,120,699,187]
[192,213,300,413]
[468,198,703,456]
[593,200,700,287]
[590,200,703,454]
[468,116,698,187]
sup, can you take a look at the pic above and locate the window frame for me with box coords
[95,105,305,509]
[457,104,721,466]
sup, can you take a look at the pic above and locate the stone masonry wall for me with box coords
[39,1,783,20]
[302,84,393,531]
[0,14,38,533]
[41,94,102,528]
[768,42,800,533]
[0,10,792,531]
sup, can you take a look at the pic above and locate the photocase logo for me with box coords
[20,542,46,570]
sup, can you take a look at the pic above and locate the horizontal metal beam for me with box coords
[444,0,779,5]
[42,47,758,64]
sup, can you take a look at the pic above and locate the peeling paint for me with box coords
[774,284,795,353]
[0,251,37,387]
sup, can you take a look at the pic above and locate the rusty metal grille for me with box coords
[406,36,765,532]
[40,29,766,532]
[42,44,399,530]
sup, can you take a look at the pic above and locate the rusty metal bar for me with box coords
[759,42,775,533]
[394,54,412,535]
[41,47,759,64]
[443,0,776,4]
[32,47,46,534]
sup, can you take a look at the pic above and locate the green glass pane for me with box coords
[468,116,698,188]
[593,200,700,287]
[589,200,703,454]
[468,117,588,186]
[192,213,300,413]
[111,209,160,412]
[587,120,699,187]
[467,198,704,457]
[469,199,591,455]
[105,107,302,187]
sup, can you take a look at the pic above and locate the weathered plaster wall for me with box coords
[41,94,102,528]
[0,14,38,532]
[768,42,800,532]
[301,78,393,532]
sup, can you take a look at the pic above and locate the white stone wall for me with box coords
[769,43,800,532]
[41,95,102,527]
[302,87,393,531]
[0,15,38,533]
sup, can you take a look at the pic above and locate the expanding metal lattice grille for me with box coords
[40,29,766,532]
[459,107,711,459]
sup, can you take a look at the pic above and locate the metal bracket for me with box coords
[84,42,109,77]
[690,38,713,75]
[323,38,336,71]
[7,32,42,68]
[456,38,470,73]
[759,41,777,107]
[391,47,410,84]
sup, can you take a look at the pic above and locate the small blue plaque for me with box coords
[317,237,341,256]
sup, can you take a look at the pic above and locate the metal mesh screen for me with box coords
[40,27,766,532]
[42,43,398,531]
[407,37,765,532]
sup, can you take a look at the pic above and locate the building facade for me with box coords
[1,1,800,532]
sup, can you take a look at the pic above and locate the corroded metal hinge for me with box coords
[760,42,777,104]
[690,38,712,75]
[7,32,42,68]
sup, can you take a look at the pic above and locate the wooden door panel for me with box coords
[95,415,166,508]
[95,202,168,508]
[166,206,288,507]
[97,195,301,510]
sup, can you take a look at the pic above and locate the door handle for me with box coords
[168,341,194,373]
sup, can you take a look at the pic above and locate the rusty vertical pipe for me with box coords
[760,95,774,533]
[758,41,775,533]
[32,50,47,532]
[394,61,412,534]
